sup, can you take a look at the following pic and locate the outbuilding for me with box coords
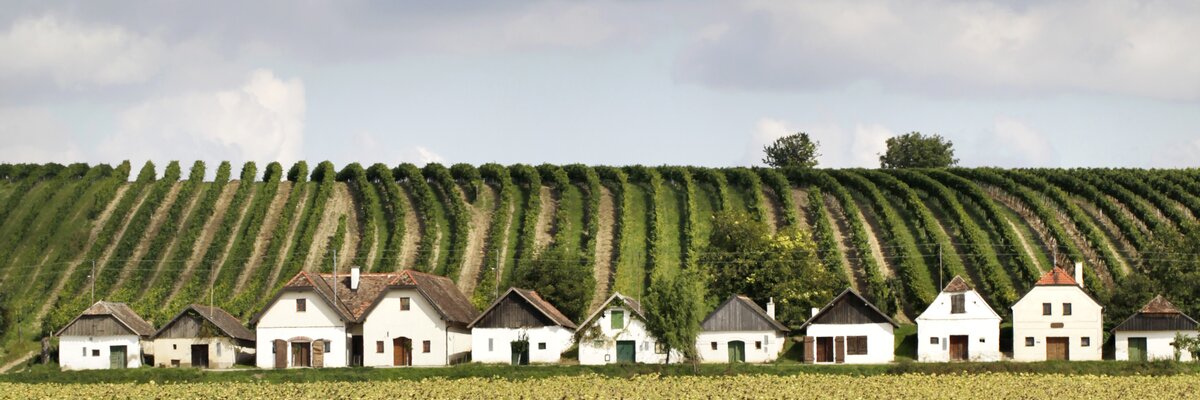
[915,276,1002,362]
[469,288,577,365]
[1011,264,1103,362]
[56,301,155,370]
[696,295,788,363]
[800,289,898,364]
[152,304,255,368]
[1113,295,1198,362]
[577,292,683,365]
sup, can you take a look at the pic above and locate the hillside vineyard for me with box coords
[1,161,1196,336]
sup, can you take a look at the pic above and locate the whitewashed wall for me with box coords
[578,306,683,365]
[806,323,894,364]
[1115,331,1198,362]
[361,289,466,367]
[1011,286,1103,361]
[255,326,347,368]
[696,331,785,363]
[471,326,574,364]
[255,291,348,368]
[59,336,142,370]
[916,289,1001,362]
[152,337,244,368]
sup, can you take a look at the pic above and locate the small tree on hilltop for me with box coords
[643,269,707,364]
[879,132,958,169]
[763,133,820,169]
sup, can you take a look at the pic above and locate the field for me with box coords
[1,162,1198,367]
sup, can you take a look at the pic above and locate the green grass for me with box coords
[654,183,683,280]
[613,185,648,299]
[499,188,528,290]
[557,185,584,253]
[894,324,917,361]
[692,184,718,254]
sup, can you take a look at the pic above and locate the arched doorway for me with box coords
[393,337,412,366]
[728,341,745,363]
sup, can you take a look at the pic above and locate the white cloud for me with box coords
[341,132,446,166]
[680,0,1200,100]
[99,69,305,165]
[1157,138,1200,168]
[969,117,1056,167]
[0,107,84,162]
[0,15,164,89]
[747,118,894,168]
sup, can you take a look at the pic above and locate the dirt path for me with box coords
[303,183,354,272]
[233,182,292,293]
[823,194,867,294]
[341,184,362,270]
[361,186,383,272]
[1005,218,1047,273]
[115,183,183,284]
[263,184,311,290]
[165,182,238,301]
[761,188,783,234]
[791,188,811,231]
[0,351,36,373]
[396,185,422,270]
[850,196,896,279]
[590,186,617,311]
[491,201,516,294]
[534,186,557,251]
[457,184,497,295]
[37,185,130,320]
[140,182,211,295]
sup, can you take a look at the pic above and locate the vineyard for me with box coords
[0,163,1197,364]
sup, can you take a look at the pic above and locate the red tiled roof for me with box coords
[942,275,972,292]
[1034,267,1077,286]
[272,269,478,326]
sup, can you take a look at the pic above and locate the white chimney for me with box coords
[351,266,361,290]
[766,297,776,320]
[811,307,821,318]
[1074,262,1083,288]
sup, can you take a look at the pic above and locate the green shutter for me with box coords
[611,310,624,329]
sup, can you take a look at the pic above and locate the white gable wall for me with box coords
[696,331,785,363]
[806,323,894,364]
[1011,286,1103,361]
[255,290,348,368]
[59,335,142,370]
[578,306,683,365]
[916,289,1001,362]
[471,326,574,364]
[1115,330,1198,362]
[362,289,467,367]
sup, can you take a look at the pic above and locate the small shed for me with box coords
[697,295,788,363]
[577,292,683,365]
[469,288,577,364]
[915,276,1002,362]
[1113,295,1198,362]
[55,301,155,370]
[799,289,898,364]
[152,304,256,368]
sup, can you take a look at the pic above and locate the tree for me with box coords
[1134,223,1200,319]
[699,211,841,327]
[879,132,958,168]
[643,269,707,364]
[514,246,595,322]
[762,133,820,169]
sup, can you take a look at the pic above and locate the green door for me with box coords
[109,346,127,369]
[1128,337,1148,362]
[728,341,745,363]
[616,341,636,363]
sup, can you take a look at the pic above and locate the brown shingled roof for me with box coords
[942,275,972,292]
[154,304,255,342]
[470,288,577,329]
[1035,267,1077,286]
[56,301,155,337]
[260,269,478,327]
[1112,295,1199,332]
[1140,295,1183,314]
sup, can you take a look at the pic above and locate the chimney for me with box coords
[766,297,776,320]
[1074,262,1083,289]
[811,307,821,318]
[351,266,361,291]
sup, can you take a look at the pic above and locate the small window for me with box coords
[592,340,603,347]
[847,336,868,355]
[488,338,494,352]
[1042,303,1051,315]
[82,348,87,357]
[400,297,411,311]
[1025,337,1035,347]
[951,293,965,314]
[655,342,667,354]
[92,349,100,357]
[297,298,307,312]
[172,344,177,350]
[979,337,985,343]
[755,341,762,350]
[538,342,547,350]
[711,342,718,350]
[1062,303,1072,316]
[1081,337,1090,347]
[930,337,939,344]
[610,310,624,329]
[423,340,431,353]
[376,341,384,353]
[171,360,180,367]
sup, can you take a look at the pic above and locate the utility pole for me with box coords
[937,243,943,289]
[333,249,338,306]
[90,259,95,303]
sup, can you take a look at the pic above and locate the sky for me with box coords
[1,0,1199,172]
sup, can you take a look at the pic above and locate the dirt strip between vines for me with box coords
[262,184,311,290]
[535,186,557,251]
[791,187,811,230]
[36,185,130,320]
[233,182,292,292]
[115,183,183,285]
[164,182,238,302]
[761,188,782,234]
[141,181,211,295]
[823,194,867,295]
[396,185,422,270]
[1074,199,1137,276]
[458,184,497,295]
[204,185,258,288]
[591,186,616,310]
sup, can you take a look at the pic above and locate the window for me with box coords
[655,342,667,354]
[538,342,547,350]
[172,344,177,350]
[1081,337,1090,347]
[979,337,986,343]
[846,336,868,355]
[322,340,332,354]
[1062,303,1072,316]
[488,338,494,352]
[1042,303,1051,315]
[296,298,307,312]
[930,337,939,344]
[423,340,431,353]
[951,293,966,314]
[400,297,411,311]
[82,348,87,357]
[711,342,718,350]
[610,310,624,329]
[1025,337,1035,347]
[755,341,762,350]
[92,349,100,357]
[376,341,384,353]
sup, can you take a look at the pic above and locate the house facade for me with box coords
[1113,295,1198,362]
[915,276,1002,362]
[253,268,478,369]
[470,288,577,364]
[152,305,255,368]
[1011,265,1103,362]
[56,301,155,370]
[696,295,788,363]
[800,289,897,364]
[578,293,682,365]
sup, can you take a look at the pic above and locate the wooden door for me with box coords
[109,346,127,369]
[291,342,311,367]
[728,341,745,363]
[1128,337,1148,362]
[190,344,209,368]
[949,336,969,361]
[815,337,833,363]
[1046,337,1069,361]
[393,337,412,366]
[616,341,636,363]
[834,336,845,364]
[273,340,287,369]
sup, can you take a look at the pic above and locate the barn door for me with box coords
[190,344,209,368]
[616,341,636,363]
[728,341,745,363]
[1128,338,1147,362]
[1046,337,1069,361]
[273,340,287,368]
[815,337,833,363]
[949,336,968,361]
[109,346,127,369]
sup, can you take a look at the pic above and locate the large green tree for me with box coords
[1109,224,1200,321]
[514,246,595,322]
[699,211,841,327]
[763,133,820,169]
[879,132,958,168]
[642,269,707,364]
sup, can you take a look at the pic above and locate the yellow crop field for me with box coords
[1,373,1198,399]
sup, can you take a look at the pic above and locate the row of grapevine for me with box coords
[226,163,310,318]
[803,186,850,286]
[0,164,92,281]
[758,169,799,229]
[660,166,697,270]
[473,164,514,303]
[507,165,542,287]
[627,166,662,284]
[724,168,770,224]
[595,167,629,300]
[451,164,482,203]
[424,164,469,278]
[1037,170,1150,255]
[859,170,969,289]
[210,163,282,304]
[1082,171,1173,236]
[1146,172,1200,220]
[394,164,441,270]
[1096,169,1188,234]
[95,161,181,300]
[0,164,86,276]
[367,163,406,271]
[339,163,384,270]
[319,215,349,270]
[566,164,602,270]
[692,168,731,211]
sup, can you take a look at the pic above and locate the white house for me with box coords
[1113,295,1198,362]
[56,301,155,370]
[696,295,788,363]
[1011,264,1103,362]
[578,292,683,364]
[252,268,478,368]
[800,289,897,364]
[469,288,577,365]
[916,276,1002,362]
[152,304,255,368]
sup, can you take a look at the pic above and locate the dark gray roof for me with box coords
[155,304,255,341]
[1113,295,1199,332]
[56,301,155,337]
[470,288,577,329]
[797,288,898,331]
[701,295,788,333]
